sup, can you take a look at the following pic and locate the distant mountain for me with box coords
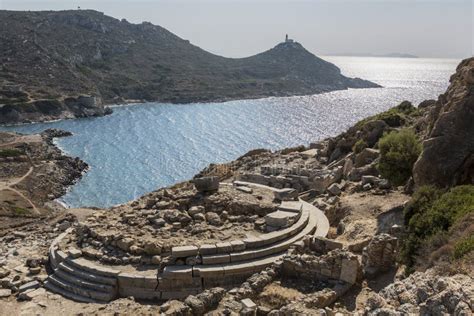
[332,52,419,58]
[0,10,380,124]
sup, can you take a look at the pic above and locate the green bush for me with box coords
[378,129,422,186]
[403,185,442,225]
[355,101,419,129]
[352,139,368,154]
[453,236,474,259]
[0,148,23,158]
[401,185,474,267]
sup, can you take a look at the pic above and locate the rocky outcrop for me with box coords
[413,58,474,188]
[0,95,112,125]
[366,269,473,315]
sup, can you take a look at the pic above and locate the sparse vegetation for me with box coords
[401,185,474,269]
[453,236,474,259]
[352,139,367,154]
[0,148,23,158]
[355,101,419,129]
[12,206,29,216]
[377,129,422,186]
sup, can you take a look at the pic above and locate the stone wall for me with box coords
[281,249,361,285]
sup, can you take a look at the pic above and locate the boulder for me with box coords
[117,237,135,252]
[414,58,474,188]
[184,295,205,315]
[354,148,379,167]
[143,241,162,255]
[327,183,342,196]
[193,176,219,192]
[205,212,222,226]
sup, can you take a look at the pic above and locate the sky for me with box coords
[1,0,472,58]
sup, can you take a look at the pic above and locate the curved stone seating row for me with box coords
[199,207,309,265]
[170,192,305,263]
[45,183,329,302]
[46,228,120,302]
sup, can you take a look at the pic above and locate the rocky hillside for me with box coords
[0,9,379,124]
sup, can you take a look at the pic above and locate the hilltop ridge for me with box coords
[0,9,379,124]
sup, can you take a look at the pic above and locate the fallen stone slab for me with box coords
[18,288,46,301]
[327,183,342,196]
[236,186,253,194]
[19,280,40,293]
[265,210,299,228]
[278,201,303,213]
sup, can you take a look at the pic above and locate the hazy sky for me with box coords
[1,0,472,58]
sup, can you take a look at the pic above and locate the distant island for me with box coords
[0,10,380,125]
[332,52,419,58]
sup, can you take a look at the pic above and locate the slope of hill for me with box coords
[0,9,379,124]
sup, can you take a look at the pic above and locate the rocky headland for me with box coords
[0,59,473,315]
[0,9,380,125]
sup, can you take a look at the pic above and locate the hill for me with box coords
[0,9,379,124]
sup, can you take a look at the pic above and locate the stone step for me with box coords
[47,274,115,302]
[54,269,115,294]
[201,208,313,265]
[44,280,97,303]
[65,257,119,278]
[58,261,117,286]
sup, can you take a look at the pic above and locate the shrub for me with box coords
[352,139,367,154]
[378,129,422,186]
[403,185,442,225]
[453,236,474,259]
[401,185,474,268]
[0,148,23,158]
[355,101,419,129]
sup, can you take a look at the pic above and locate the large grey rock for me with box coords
[354,148,379,167]
[414,58,474,187]
[193,176,219,192]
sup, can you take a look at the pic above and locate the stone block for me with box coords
[199,244,217,255]
[327,183,342,196]
[265,210,298,228]
[172,245,198,258]
[230,240,246,252]
[278,201,303,213]
[241,298,257,314]
[273,188,298,201]
[340,258,359,284]
[67,248,82,259]
[236,186,253,194]
[19,280,40,293]
[215,242,233,254]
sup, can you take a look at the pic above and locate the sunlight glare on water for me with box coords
[0,57,459,207]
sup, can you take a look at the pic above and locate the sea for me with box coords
[0,56,460,208]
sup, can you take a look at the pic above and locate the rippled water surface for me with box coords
[1,57,459,207]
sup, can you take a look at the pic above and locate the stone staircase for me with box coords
[45,258,118,303]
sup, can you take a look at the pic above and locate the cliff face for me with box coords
[0,10,379,124]
[413,58,474,188]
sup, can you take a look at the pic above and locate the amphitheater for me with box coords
[44,179,329,303]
